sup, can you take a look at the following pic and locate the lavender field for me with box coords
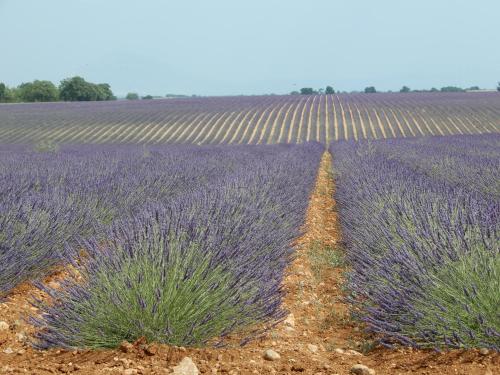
[0,92,498,145]
[0,143,323,348]
[330,134,500,350]
[0,116,499,353]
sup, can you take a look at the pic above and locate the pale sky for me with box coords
[1,0,499,96]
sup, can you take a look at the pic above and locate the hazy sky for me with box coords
[1,0,499,96]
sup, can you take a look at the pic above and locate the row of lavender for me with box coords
[330,135,499,350]
[0,143,323,348]
[1,93,498,144]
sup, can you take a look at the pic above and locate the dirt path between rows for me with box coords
[1,152,498,374]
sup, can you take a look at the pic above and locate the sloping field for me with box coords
[0,92,498,144]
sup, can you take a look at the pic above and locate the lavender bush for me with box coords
[0,143,323,347]
[330,134,499,350]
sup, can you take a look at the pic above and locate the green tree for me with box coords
[0,85,19,102]
[290,91,300,95]
[142,95,154,100]
[0,83,7,102]
[400,86,411,93]
[497,82,500,92]
[300,88,316,95]
[325,86,335,94]
[17,80,59,102]
[96,83,116,101]
[364,86,377,94]
[59,76,94,101]
[59,76,115,101]
[126,92,140,100]
[0,83,5,99]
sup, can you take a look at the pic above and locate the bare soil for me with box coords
[0,152,498,374]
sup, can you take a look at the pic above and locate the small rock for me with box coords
[0,321,9,331]
[307,344,318,353]
[172,357,199,375]
[284,314,295,327]
[334,348,345,354]
[284,326,295,333]
[123,369,138,375]
[346,349,363,356]
[3,347,14,354]
[119,340,134,353]
[17,349,26,355]
[479,348,489,355]
[144,344,159,356]
[350,364,375,375]
[16,332,27,342]
[263,349,281,361]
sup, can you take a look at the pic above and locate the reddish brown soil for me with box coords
[0,152,498,374]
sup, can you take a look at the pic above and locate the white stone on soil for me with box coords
[284,314,295,327]
[307,344,318,353]
[263,349,281,361]
[0,321,9,331]
[350,364,375,375]
[3,347,14,354]
[172,357,199,375]
[16,332,27,342]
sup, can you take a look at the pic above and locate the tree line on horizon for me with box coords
[0,77,115,103]
[293,83,500,95]
[1,79,499,103]
[0,77,197,103]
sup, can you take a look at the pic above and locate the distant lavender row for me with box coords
[330,135,499,350]
[0,92,498,144]
[0,143,323,347]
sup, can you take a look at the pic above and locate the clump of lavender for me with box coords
[32,207,276,348]
[411,246,499,348]
[28,142,323,348]
[330,135,500,350]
